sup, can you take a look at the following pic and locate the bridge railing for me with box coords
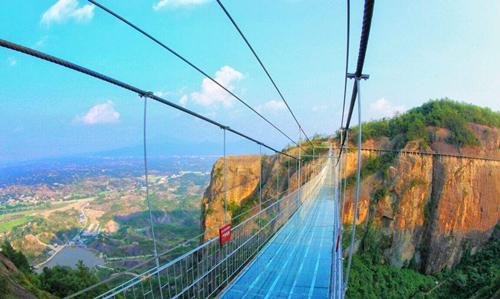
[97,162,328,299]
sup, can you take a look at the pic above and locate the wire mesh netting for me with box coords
[96,162,327,299]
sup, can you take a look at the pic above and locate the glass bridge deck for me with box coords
[221,182,339,298]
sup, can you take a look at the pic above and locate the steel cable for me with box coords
[215,0,314,147]
[88,0,299,148]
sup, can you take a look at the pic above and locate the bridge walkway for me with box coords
[221,163,341,298]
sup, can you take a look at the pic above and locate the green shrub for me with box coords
[39,261,106,298]
[349,99,499,148]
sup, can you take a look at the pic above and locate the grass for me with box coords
[0,215,34,233]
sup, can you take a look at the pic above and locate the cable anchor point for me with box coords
[346,73,369,80]
[139,91,154,98]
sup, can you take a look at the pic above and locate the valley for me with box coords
[0,156,215,270]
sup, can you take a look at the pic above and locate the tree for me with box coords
[39,261,106,298]
[1,240,31,274]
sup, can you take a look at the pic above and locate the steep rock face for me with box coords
[201,153,322,240]
[386,150,432,268]
[201,155,261,240]
[341,131,500,273]
[420,156,499,273]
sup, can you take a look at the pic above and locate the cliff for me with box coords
[200,152,323,240]
[200,100,499,274]
[201,155,261,240]
[341,137,499,273]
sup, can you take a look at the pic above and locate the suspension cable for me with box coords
[340,0,351,129]
[344,79,362,295]
[0,39,297,161]
[88,0,299,148]
[338,0,374,161]
[215,0,314,148]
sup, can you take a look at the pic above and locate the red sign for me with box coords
[219,224,232,245]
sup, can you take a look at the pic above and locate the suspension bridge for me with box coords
[1,0,376,298]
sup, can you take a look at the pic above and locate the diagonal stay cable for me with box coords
[0,38,296,160]
[88,0,298,148]
[215,0,314,147]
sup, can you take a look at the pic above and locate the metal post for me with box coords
[344,78,363,296]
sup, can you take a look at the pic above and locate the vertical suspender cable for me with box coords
[340,129,349,221]
[336,133,344,253]
[295,156,299,203]
[222,128,230,284]
[223,128,228,224]
[298,131,302,202]
[344,79,362,295]
[142,96,163,299]
[285,159,288,194]
[329,146,337,299]
[259,144,263,211]
[287,158,291,195]
[312,147,316,176]
[276,157,279,199]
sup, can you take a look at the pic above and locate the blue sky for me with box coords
[1,0,499,163]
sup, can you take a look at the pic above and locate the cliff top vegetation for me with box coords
[348,99,500,148]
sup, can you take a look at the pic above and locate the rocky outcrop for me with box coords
[201,155,261,240]
[200,153,322,240]
[340,126,500,273]
[0,253,53,298]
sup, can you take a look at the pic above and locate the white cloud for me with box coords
[34,35,49,49]
[7,57,17,67]
[179,95,189,107]
[186,66,244,108]
[153,90,171,98]
[75,101,120,125]
[311,104,330,112]
[41,0,95,26]
[369,98,405,119]
[256,100,286,114]
[153,0,209,11]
